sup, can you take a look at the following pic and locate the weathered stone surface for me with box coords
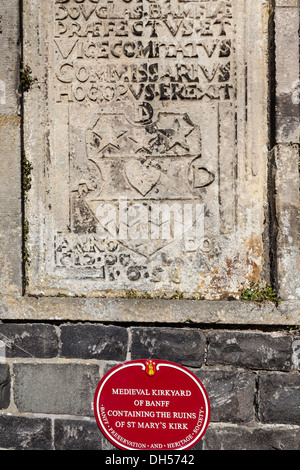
[272,145,300,300]
[207,331,293,371]
[0,0,22,298]
[195,370,256,423]
[131,327,206,367]
[0,0,299,450]
[271,0,300,302]
[259,373,300,425]
[0,116,22,297]
[1,295,299,325]
[203,423,300,450]
[13,363,100,416]
[60,324,128,360]
[54,419,103,450]
[0,323,59,358]
[23,0,270,301]
[0,364,10,410]
[0,415,52,450]
[0,320,299,449]
[292,338,300,371]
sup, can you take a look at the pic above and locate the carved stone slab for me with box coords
[24,0,270,299]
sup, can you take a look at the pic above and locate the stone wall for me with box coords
[0,323,300,450]
[0,0,299,451]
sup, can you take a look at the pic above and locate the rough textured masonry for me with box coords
[0,0,299,451]
[24,0,270,299]
[0,324,300,450]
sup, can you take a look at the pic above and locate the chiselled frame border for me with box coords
[0,0,299,323]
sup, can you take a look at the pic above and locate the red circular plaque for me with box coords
[94,359,210,450]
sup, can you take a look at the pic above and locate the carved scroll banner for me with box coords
[24,0,269,299]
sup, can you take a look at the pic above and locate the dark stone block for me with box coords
[292,338,300,371]
[0,364,10,410]
[13,363,100,416]
[131,327,206,367]
[195,369,256,424]
[54,419,103,450]
[0,415,52,450]
[203,424,300,450]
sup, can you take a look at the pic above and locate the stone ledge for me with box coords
[0,296,299,325]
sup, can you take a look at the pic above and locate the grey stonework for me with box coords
[195,369,256,424]
[131,327,206,367]
[13,362,100,416]
[0,296,299,324]
[258,373,300,425]
[60,324,128,361]
[274,2,299,145]
[0,325,299,450]
[203,424,300,451]
[23,0,270,300]
[0,323,59,358]
[0,364,10,410]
